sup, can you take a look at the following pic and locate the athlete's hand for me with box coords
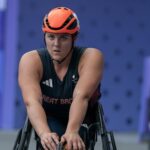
[40,132,59,150]
[61,132,85,150]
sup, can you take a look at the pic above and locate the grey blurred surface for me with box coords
[0,130,149,150]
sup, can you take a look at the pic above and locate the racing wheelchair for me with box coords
[13,103,117,150]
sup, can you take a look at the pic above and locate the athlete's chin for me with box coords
[51,55,63,62]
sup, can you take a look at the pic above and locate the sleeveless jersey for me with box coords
[37,47,101,124]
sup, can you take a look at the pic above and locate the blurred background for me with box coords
[0,0,150,149]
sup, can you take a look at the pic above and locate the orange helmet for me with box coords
[42,7,80,35]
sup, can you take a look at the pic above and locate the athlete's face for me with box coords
[45,33,73,62]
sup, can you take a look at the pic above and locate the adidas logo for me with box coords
[42,78,53,88]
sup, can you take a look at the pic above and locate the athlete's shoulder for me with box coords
[85,47,103,54]
[81,47,103,61]
[75,46,102,55]
[20,49,42,62]
[19,49,42,70]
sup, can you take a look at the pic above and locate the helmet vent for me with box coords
[64,7,68,10]
[67,20,77,30]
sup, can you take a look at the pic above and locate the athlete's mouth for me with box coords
[53,50,61,52]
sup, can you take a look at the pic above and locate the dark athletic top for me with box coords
[37,46,101,125]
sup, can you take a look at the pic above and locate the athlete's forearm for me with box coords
[66,97,88,133]
[26,101,51,137]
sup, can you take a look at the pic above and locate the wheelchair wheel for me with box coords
[13,129,22,150]
[88,140,95,150]
[101,133,111,150]
[13,117,32,150]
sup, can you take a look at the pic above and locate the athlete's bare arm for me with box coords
[61,48,104,149]
[67,48,103,131]
[18,51,59,149]
[18,51,49,135]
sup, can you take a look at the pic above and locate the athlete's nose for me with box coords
[53,38,60,46]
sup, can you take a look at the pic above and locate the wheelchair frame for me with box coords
[13,103,117,150]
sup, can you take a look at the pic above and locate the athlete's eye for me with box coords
[60,35,70,40]
[47,34,55,40]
